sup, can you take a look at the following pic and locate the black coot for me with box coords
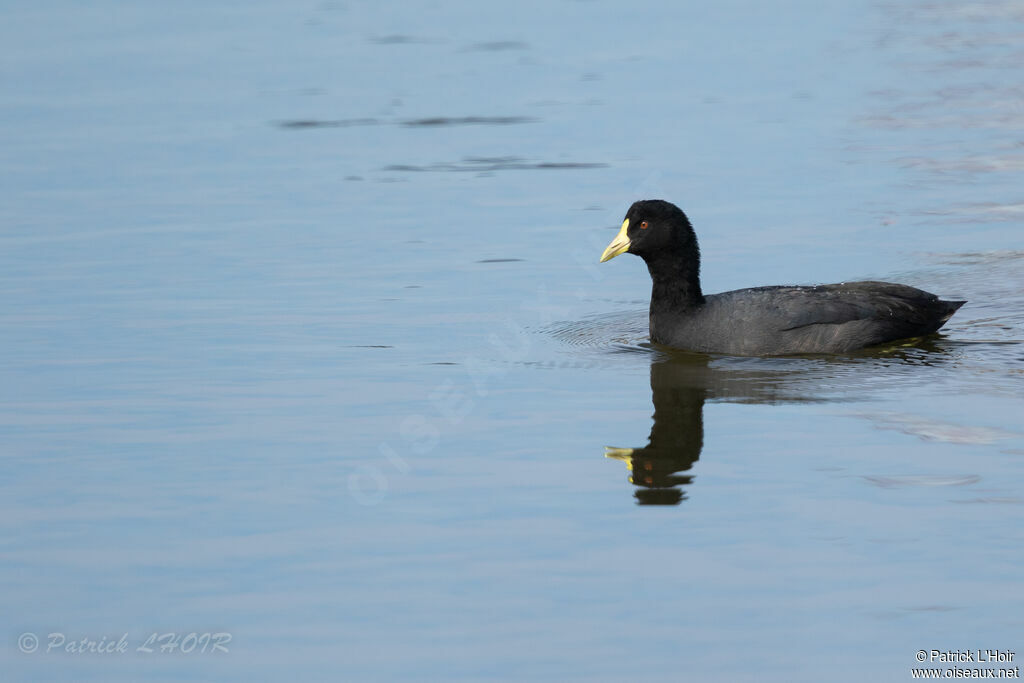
[600,200,965,356]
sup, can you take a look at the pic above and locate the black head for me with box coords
[599,199,699,264]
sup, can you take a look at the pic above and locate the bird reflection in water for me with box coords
[605,357,706,505]
[605,339,958,505]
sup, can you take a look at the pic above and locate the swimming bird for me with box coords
[599,200,965,356]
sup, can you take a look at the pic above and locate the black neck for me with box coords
[647,251,704,314]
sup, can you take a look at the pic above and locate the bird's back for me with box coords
[651,281,965,356]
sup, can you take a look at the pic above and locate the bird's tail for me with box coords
[939,299,966,323]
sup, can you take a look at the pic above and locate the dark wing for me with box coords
[706,282,964,354]
[771,282,958,332]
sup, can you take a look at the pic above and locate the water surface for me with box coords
[2,1,1023,681]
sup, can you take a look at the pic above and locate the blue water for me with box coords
[3,1,1023,681]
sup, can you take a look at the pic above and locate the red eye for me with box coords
[640,221,648,229]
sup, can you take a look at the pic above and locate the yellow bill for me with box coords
[599,219,631,262]
[604,446,635,469]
